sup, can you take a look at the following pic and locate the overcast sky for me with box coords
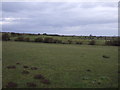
[1,1,118,36]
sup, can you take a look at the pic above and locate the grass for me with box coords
[2,41,118,88]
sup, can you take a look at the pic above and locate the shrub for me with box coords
[53,39,62,43]
[34,37,43,42]
[24,37,30,42]
[105,40,111,45]
[68,40,72,44]
[105,39,120,46]
[38,33,40,35]
[15,33,23,36]
[62,41,69,44]
[76,41,82,45]
[14,37,24,41]
[43,33,47,35]
[11,32,17,37]
[44,37,54,43]
[14,37,30,42]
[88,40,96,45]
[2,33,10,41]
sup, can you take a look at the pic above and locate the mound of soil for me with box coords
[34,74,45,79]
[86,69,91,72]
[98,82,101,85]
[6,82,18,88]
[102,55,109,58]
[22,70,29,74]
[31,67,38,70]
[7,65,16,69]
[26,82,37,87]
[23,66,29,68]
[16,62,20,65]
[41,79,50,85]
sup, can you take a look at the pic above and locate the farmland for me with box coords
[2,41,118,88]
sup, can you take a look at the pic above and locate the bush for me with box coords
[38,33,40,35]
[14,37,25,41]
[53,39,62,43]
[105,39,120,46]
[2,33,10,41]
[68,40,72,44]
[76,41,82,45]
[62,41,68,44]
[14,37,30,42]
[88,40,96,45]
[24,37,30,42]
[11,32,17,37]
[43,33,47,35]
[34,37,43,42]
[44,37,54,43]
[105,40,111,46]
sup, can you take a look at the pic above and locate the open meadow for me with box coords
[2,41,118,88]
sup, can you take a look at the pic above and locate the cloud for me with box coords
[0,17,30,25]
[1,2,118,36]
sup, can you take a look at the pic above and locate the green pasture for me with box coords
[2,41,118,88]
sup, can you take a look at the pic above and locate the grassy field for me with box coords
[2,41,118,88]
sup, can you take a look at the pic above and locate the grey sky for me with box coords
[1,2,118,36]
